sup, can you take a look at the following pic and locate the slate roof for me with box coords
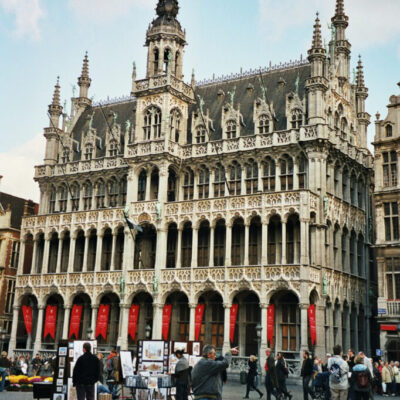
[0,193,35,230]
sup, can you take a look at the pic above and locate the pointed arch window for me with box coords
[153,48,159,75]
[49,186,57,213]
[138,170,147,201]
[340,118,348,139]
[298,155,308,189]
[263,157,276,192]
[71,183,80,211]
[163,49,171,73]
[226,120,237,139]
[144,107,162,140]
[95,180,106,209]
[62,148,70,164]
[108,178,119,207]
[198,166,210,199]
[258,114,270,134]
[83,181,93,210]
[183,169,194,200]
[84,144,93,160]
[170,109,181,143]
[291,109,302,130]
[280,154,294,191]
[120,175,127,205]
[58,184,68,212]
[229,162,242,196]
[386,124,393,137]
[109,140,118,157]
[196,125,206,144]
[214,164,226,198]
[246,160,258,194]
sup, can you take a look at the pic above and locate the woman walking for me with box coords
[244,355,263,399]
[276,353,292,400]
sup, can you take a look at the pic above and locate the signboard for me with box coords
[381,324,397,331]
[377,308,387,314]
[376,349,382,357]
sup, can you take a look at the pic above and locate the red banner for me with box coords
[128,305,140,340]
[22,305,32,335]
[381,324,397,331]
[229,304,239,343]
[267,305,275,346]
[69,305,83,339]
[162,304,172,340]
[194,304,205,341]
[308,304,317,346]
[95,304,110,340]
[43,305,57,340]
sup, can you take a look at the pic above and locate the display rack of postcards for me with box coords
[168,341,202,374]
[52,340,69,400]
[137,340,169,375]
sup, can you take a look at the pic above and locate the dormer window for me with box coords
[226,120,237,139]
[291,109,302,130]
[196,125,206,143]
[109,140,118,157]
[258,114,270,134]
[386,124,393,137]
[62,148,70,164]
[85,144,93,160]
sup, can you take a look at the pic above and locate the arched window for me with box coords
[108,178,119,207]
[183,169,194,200]
[109,140,118,157]
[120,175,127,205]
[143,107,162,140]
[386,124,393,137]
[49,186,56,213]
[167,168,177,202]
[62,148,70,164]
[170,109,181,143]
[163,49,171,73]
[153,48,159,75]
[83,181,93,210]
[334,164,341,197]
[198,166,210,199]
[357,178,364,209]
[226,120,237,139]
[263,157,276,192]
[138,170,147,201]
[350,173,357,205]
[95,180,106,208]
[258,114,270,134]
[214,164,226,198]
[280,154,294,191]
[291,109,302,130]
[58,184,68,212]
[246,160,258,194]
[298,154,307,189]
[196,125,206,144]
[84,144,93,160]
[229,162,242,196]
[342,167,349,202]
[340,118,348,139]
[175,51,180,76]
[71,183,80,211]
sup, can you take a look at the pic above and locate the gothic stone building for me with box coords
[10,0,374,371]
[374,84,400,361]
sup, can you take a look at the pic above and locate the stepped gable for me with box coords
[190,63,311,141]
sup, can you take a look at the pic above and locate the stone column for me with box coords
[244,222,250,266]
[281,221,287,265]
[209,174,214,198]
[344,307,351,352]
[123,229,134,270]
[155,228,167,271]
[300,303,309,352]
[191,227,198,268]
[118,304,130,350]
[82,232,90,272]
[225,223,232,267]
[275,161,281,191]
[260,303,268,353]
[293,160,299,189]
[209,226,215,267]
[189,303,196,341]
[145,171,151,201]
[95,232,103,272]
[258,164,263,192]
[67,234,76,273]
[33,306,45,354]
[262,221,268,265]
[110,232,117,271]
[42,238,50,274]
[8,306,20,355]
[222,303,231,354]
[300,219,310,265]
[56,237,63,274]
[90,305,99,339]
[353,307,359,352]
[62,305,71,339]
[176,228,182,268]
[241,169,246,196]
[152,303,163,340]
[193,174,199,200]
[31,239,38,274]
[17,239,26,275]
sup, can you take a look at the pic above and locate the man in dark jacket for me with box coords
[301,350,315,400]
[265,348,280,400]
[73,342,100,400]
[191,344,238,400]
[174,350,190,400]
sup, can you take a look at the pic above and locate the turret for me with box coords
[48,76,63,129]
[145,0,186,79]
[131,62,137,96]
[77,52,92,107]
[355,56,370,149]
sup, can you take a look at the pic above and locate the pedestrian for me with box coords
[323,354,331,372]
[243,355,263,399]
[372,362,382,395]
[174,350,191,400]
[301,350,315,400]
[18,355,28,375]
[276,353,291,400]
[394,361,400,395]
[349,355,372,400]
[32,353,42,376]
[191,344,238,400]
[347,349,356,371]
[382,361,392,396]
[106,349,120,398]
[265,348,280,400]
[0,351,11,392]
[97,353,104,384]
[389,361,396,396]
[327,344,349,400]
[72,342,101,400]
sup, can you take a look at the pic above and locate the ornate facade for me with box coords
[374,83,400,361]
[10,0,375,372]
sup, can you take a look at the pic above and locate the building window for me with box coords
[298,155,307,189]
[214,165,226,198]
[58,185,68,212]
[83,182,93,210]
[198,167,210,199]
[383,151,398,187]
[170,109,181,143]
[144,107,162,140]
[229,162,242,196]
[342,168,349,202]
[386,124,393,137]
[5,279,15,314]
[108,178,119,207]
[386,257,400,300]
[10,241,20,269]
[153,108,162,139]
[120,176,127,205]
[340,118,348,139]
[183,170,194,200]
[246,161,258,194]
[280,155,293,191]
[138,170,147,201]
[49,187,56,213]
[62,148,70,163]
[263,157,276,192]
[291,109,302,130]
[226,120,237,139]
[95,180,106,208]
[281,303,298,351]
[384,202,399,241]
[109,140,118,157]
[196,125,206,144]
[84,144,94,160]
[71,183,80,211]
[258,114,270,134]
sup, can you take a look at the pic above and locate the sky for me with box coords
[0,0,399,202]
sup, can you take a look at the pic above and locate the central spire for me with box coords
[156,0,179,19]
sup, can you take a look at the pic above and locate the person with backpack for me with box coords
[349,355,372,400]
[327,345,349,400]
[106,349,119,399]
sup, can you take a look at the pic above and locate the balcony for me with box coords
[387,300,400,316]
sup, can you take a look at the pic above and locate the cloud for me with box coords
[258,0,400,50]
[0,134,43,202]
[0,0,44,40]
[68,0,152,23]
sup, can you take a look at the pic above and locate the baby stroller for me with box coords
[314,372,330,400]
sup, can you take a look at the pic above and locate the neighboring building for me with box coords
[0,183,37,352]
[374,83,400,361]
[10,0,375,372]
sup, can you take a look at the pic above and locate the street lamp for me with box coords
[145,323,152,339]
[86,327,93,340]
[255,324,262,374]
